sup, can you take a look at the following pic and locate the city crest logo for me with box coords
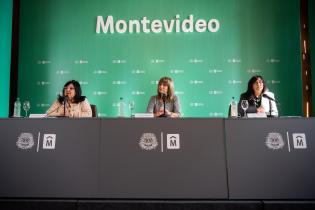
[16,133,35,150]
[265,132,284,150]
[139,133,158,150]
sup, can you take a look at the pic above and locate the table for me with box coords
[0,118,314,199]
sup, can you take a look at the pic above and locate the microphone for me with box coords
[62,95,68,101]
[262,93,276,102]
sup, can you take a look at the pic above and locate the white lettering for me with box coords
[96,15,114,34]
[96,15,220,34]
[129,20,140,33]
[141,16,150,33]
[116,20,127,33]
[182,15,194,33]
[163,20,174,33]
[175,14,180,33]
[195,19,207,32]
[208,19,220,32]
[151,20,162,33]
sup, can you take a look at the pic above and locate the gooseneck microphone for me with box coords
[262,93,276,102]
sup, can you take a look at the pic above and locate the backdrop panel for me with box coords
[18,0,302,117]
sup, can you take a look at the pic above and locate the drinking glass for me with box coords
[23,100,31,117]
[241,100,249,117]
[129,100,135,117]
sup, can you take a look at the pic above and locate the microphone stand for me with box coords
[63,96,67,117]
[159,94,167,118]
[268,99,272,117]
[262,94,275,117]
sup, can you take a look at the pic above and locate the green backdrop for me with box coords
[0,0,12,117]
[18,0,302,117]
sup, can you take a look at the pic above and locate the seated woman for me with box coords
[238,75,278,117]
[146,77,181,118]
[46,80,92,117]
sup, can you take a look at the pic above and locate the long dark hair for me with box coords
[245,75,267,97]
[57,80,86,103]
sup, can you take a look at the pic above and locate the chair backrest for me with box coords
[90,104,97,117]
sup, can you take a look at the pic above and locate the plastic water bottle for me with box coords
[13,98,21,117]
[118,97,125,117]
[230,97,238,118]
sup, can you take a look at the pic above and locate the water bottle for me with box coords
[230,97,238,118]
[13,98,21,117]
[118,97,125,117]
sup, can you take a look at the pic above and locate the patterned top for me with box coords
[46,99,92,117]
[146,95,181,117]
[238,91,278,117]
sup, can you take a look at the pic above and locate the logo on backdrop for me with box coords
[16,133,35,150]
[228,80,242,85]
[189,102,204,107]
[265,132,285,150]
[150,59,165,64]
[209,69,223,74]
[189,58,204,63]
[37,60,51,64]
[132,90,145,95]
[170,69,184,74]
[266,58,280,63]
[189,80,204,85]
[267,80,281,84]
[74,59,88,64]
[139,133,158,150]
[112,59,126,64]
[227,58,241,63]
[209,112,224,117]
[208,90,223,95]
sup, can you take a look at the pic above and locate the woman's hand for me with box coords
[155,108,179,118]
[155,109,174,117]
[257,106,265,113]
[155,108,168,117]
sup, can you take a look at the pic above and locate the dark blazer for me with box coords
[238,93,258,117]
[238,92,278,117]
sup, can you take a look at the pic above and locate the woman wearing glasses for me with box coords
[46,80,92,117]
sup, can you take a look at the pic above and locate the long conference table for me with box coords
[0,117,314,200]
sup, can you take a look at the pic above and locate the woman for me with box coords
[146,77,181,118]
[46,80,92,117]
[238,75,278,117]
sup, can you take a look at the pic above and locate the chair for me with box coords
[90,104,97,117]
